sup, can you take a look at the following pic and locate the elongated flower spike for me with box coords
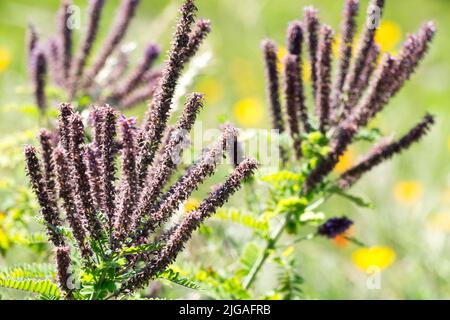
[332,0,359,110]
[287,21,303,56]
[304,6,320,99]
[55,246,73,299]
[30,48,48,113]
[69,0,105,99]
[25,145,65,247]
[283,54,302,159]
[262,39,284,134]
[27,24,39,61]
[57,0,73,84]
[39,129,57,202]
[53,147,91,259]
[184,19,212,62]
[315,25,334,133]
[339,114,435,189]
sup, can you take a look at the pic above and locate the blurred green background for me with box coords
[0,0,449,299]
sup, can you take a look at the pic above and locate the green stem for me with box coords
[243,217,287,290]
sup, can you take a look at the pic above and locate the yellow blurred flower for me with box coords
[375,21,402,54]
[332,35,341,58]
[394,181,423,205]
[428,212,450,233]
[302,59,311,84]
[282,245,294,257]
[184,198,200,214]
[277,46,287,70]
[196,78,223,104]
[334,149,355,174]
[352,246,396,271]
[0,47,11,72]
[233,98,264,127]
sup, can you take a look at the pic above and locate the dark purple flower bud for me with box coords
[283,54,302,159]
[58,103,75,152]
[39,129,58,203]
[30,48,47,113]
[315,25,333,133]
[55,246,74,299]
[318,217,353,238]
[69,113,104,239]
[261,39,284,133]
[27,24,39,61]
[304,6,320,99]
[332,0,359,111]
[339,114,435,189]
[287,21,303,56]
[57,0,73,83]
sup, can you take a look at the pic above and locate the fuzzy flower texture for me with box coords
[262,0,436,194]
[25,0,256,299]
[28,0,211,111]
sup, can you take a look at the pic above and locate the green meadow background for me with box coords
[0,0,449,299]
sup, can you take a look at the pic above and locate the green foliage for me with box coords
[158,268,200,290]
[0,278,61,298]
[214,208,269,232]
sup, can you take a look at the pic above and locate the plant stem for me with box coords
[243,217,287,290]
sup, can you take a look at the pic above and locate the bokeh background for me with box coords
[0,0,449,299]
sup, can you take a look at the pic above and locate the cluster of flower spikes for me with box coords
[24,0,257,299]
[262,0,436,195]
[27,0,211,112]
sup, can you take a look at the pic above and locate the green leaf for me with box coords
[354,128,383,142]
[237,242,262,277]
[0,263,55,280]
[214,208,269,232]
[157,268,200,290]
[0,278,61,298]
[119,242,164,256]
[329,187,374,208]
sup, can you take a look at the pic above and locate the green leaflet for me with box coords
[329,187,374,208]
[119,242,164,256]
[0,263,55,280]
[0,278,61,298]
[214,208,269,231]
[158,268,200,290]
